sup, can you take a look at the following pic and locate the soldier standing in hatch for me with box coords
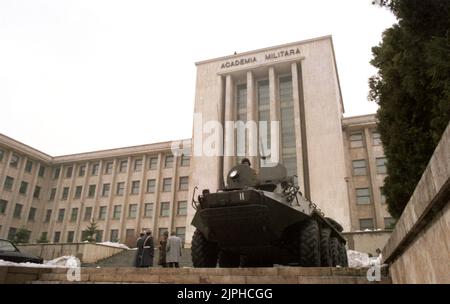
[134,232,145,267]
[140,230,154,267]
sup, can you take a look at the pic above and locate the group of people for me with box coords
[134,230,183,268]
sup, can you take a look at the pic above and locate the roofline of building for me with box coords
[0,132,191,164]
[195,35,333,66]
[342,113,378,127]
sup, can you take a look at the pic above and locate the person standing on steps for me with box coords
[158,231,169,267]
[166,231,182,268]
[134,232,145,267]
[140,230,154,267]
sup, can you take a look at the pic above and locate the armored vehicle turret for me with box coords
[190,163,348,267]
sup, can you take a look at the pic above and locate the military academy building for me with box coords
[0,36,393,247]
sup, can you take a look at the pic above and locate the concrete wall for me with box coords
[383,122,450,283]
[17,242,125,263]
[343,230,392,256]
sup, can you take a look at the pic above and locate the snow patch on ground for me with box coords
[347,250,382,268]
[98,241,129,249]
[0,255,78,268]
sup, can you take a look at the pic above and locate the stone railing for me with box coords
[17,242,125,263]
[382,122,450,283]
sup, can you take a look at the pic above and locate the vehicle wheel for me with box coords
[329,237,340,267]
[218,251,240,267]
[320,228,332,267]
[338,242,348,267]
[299,219,321,267]
[191,229,218,267]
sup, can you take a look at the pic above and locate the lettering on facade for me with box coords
[220,48,301,69]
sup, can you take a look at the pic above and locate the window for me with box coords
[160,202,170,217]
[44,209,52,222]
[38,166,45,177]
[49,188,56,201]
[33,186,41,199]
[352,160,367,176]
[359,218,374,230]
[134,158,143,171]
[119,160,128,172]
[102,183,110,197]
[164,155,173,168]
[105,162,113,174]
[7,228,17,241]
[53,231,61,243]
[146,179,156,193]
[113,205,122,219]
[25,160,33,173]
[116,182,125,196]
[180,155,190,167]
[57,209,65,222]
[373,131,382,145]
[78,165,86,177]
[13,204,22,218]
[96,230,103,242]
[67,231,74,243]
[28,207,37,221]
[162,178,172,192]
[19,181,28,195]
[74,186,82,199]
[179,176,189,191]
[84,207,92,221]
[350,132,364,148]
[66,166,73,178]
[110,230,119,242]
[131,181,140,194]
[236,83,247,162]
[70,208,78,222]
[376,157,387,174]
[356,188,371,204]
[158,228,168,238]
[53,167,60,179]
[176,227,186,244]
[91,163,99,176]
[88,185,96,198]
[0,199,7,214]
[177,201,187,216]
[149,157,158,170]
[10,154,19,168]
[128,204,137,219]
[62,187,69,200]
[0,149,4,162]
[380,187,386,204]
[4,176,14,191]
[144,203,153,218]
[384,217,396,230]
[98,206,107,220]
[40,232,48,242]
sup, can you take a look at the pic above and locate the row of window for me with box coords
[6,226,187,244]
[2,176,42,198]
[359,217,396,230]
[47,176,189,202]
[52,155,190,180]
[0,148,190,180]
[350,130,381,148]
[352,157,387,175]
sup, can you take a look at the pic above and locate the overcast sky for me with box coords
[0,0,396,156]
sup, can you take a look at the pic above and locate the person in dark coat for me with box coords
[140,231,154,267]
[134,233,145,267]
[158,231,169,267]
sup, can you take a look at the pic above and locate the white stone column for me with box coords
[223,74,235,177]
[269,67,280,165]
[246,71,258,169]
[291,62,305,189]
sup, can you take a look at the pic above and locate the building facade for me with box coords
[0,37,393,247]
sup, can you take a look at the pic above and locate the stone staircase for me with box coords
[29,266,391,284]
[83,248,193,268]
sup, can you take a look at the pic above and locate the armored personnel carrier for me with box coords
[190,163,348,267]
